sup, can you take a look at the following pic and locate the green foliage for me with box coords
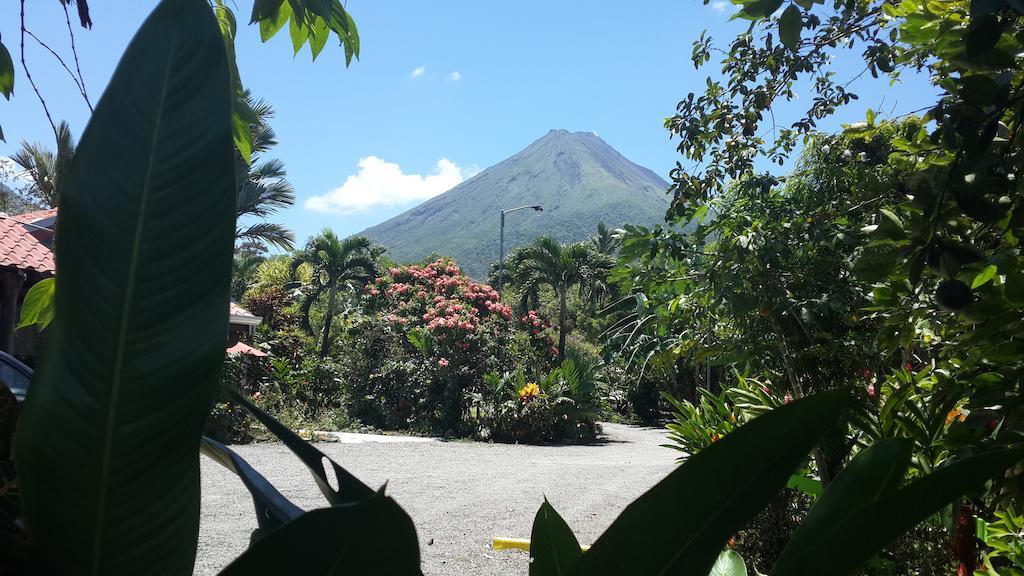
[350,258,516,434]
[979,510,1024,575]
[506,236,616,358]
[0,40,12,101]
[13,0,236,572]
[250,0,360,65]
[7,2,1022,575]
[525,391,1018,576]
[292,231,381,357]
[10,121,76,208]
[663,388,741,458]
[529,499,582,576]
[16,278,55,331]
[571,392,848,575]
[233,92,296,250]
[658,0,1024,520]
[485,347,606,444]
[0,39,12,141]
[219,493,418,575]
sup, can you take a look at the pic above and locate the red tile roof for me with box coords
[14,208,59,225]
[0,218,56,274]
[226,341,268,357]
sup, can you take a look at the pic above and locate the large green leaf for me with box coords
[778,5,802,51]
[250,0,286,23]
[770,447,1024,575]
[770,438,912,574]
[569,391,849,576]
[0,40,13,99]
[231,390,374,504]
[199,437,303,540]
[530,499,583,576]
[217,491,421,576]
[16,277,55,331]
[14,0,235,573]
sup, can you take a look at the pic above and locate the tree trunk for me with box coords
[319,279,336,357]
[768,310,835,486]
[557,285,567,361]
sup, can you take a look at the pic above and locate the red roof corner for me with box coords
[0,218,56,275]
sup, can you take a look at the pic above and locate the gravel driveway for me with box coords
[195,423,676,575]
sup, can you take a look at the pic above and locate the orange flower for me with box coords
[945,408,966,426]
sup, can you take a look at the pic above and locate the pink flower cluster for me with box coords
[423,299,479,335]
[518,310,557,358]
[371,259,518,366]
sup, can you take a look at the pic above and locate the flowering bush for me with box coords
[349,258,519,433]
[480,347,606,444]
[365,258,513,368]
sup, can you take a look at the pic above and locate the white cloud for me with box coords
[305,156,473,214]
[411,66,426,78]
[449,71,462,81]
[712,1,728,12]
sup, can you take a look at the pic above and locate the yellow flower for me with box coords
[519,382,541,402]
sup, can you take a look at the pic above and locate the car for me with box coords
[0,351,33,402]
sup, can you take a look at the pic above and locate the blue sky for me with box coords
[1,1,935,247]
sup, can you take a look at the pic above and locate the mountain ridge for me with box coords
[359,129,671,277]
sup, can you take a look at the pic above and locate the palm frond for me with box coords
[236,222,295,251]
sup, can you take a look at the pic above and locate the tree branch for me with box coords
[20,0,57,137]
[62,0,92,111]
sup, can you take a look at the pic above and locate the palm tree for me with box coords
[231,252,266,301]
[506,236,615,359]
[291,230,380,357]
[586,222,622,310]
[590,222,621,256]
[234,92,296,250]
[11,120,76,208]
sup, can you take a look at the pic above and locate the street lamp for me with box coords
[497,204,543,298]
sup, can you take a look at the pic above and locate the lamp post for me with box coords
[497,204,543,298]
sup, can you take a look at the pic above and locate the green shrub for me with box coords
[490,395,560,444]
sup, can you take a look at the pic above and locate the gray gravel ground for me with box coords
[195,423,676,575]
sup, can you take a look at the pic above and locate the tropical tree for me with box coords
[586,222,621,312]
[590,222,621,256]
[234,91,295,250]
[506,236,615,359]
[291,230,380,357]
[231,252,266,301]
[10,120,76,208]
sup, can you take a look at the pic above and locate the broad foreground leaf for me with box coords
[218,492,421,576]
[232,390,374,505]
[771,438,911,573]
[14,0,235,573]
[199,437,303,539]
[570,391,849,576]
[530,499,583,576]
[771,447,1024,575]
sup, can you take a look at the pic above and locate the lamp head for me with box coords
[532,205,543,212]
